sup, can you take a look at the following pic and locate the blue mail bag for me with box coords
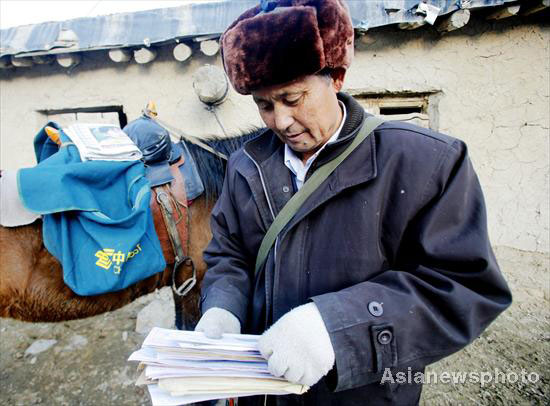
[18,123,166,296]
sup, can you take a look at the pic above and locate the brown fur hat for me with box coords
[221,0,354,95]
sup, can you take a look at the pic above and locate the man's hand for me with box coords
[195,307,241,338]
[258,302,335,386]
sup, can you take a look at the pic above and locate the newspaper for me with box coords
[129,327,309,406]
[62,123,142,161]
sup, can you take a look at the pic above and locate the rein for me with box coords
[154,117,229,161]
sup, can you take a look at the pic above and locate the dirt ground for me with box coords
[1,246,548,406]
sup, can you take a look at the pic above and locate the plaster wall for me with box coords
[0,18,548,253]
[348,19,549,253]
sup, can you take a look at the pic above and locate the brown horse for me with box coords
[0,131,259,327]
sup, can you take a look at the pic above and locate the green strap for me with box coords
[254,116,384,276]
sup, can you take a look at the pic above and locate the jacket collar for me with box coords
[242,93,378,216]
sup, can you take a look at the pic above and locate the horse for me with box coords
[0,130,260,328]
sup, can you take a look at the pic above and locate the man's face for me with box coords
[251,72,344,162]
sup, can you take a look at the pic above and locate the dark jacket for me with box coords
[201,93,512,405]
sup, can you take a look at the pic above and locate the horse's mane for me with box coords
[184,128,265,202]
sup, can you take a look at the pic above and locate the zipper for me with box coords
[243,150,276,221]
[244,149,279,270]
[244,149,278,329]
[300,219,310,302]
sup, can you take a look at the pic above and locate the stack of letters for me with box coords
[129,327,308,405]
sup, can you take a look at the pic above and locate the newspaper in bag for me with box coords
[63,123,143,161]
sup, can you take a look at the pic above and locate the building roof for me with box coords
[0,0,522,58]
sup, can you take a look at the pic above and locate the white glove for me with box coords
[258,302,335,386]
[195,307,241,338]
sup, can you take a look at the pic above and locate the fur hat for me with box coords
[221,0,354,95]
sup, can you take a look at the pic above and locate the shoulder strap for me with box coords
[254,115,384,276]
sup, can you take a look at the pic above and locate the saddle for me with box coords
[149,156,197,298]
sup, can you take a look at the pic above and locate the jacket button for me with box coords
[282,185,290,193]
[368,301,383,317]
[377,330,393,345]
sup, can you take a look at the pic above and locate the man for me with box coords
[195,1,512,404]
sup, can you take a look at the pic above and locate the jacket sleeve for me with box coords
[312,140,512,392]
[199,156,252,324]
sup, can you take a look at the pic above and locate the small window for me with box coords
[379,106,422,115]
[355,94,433,129]
[37,105,128,128]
